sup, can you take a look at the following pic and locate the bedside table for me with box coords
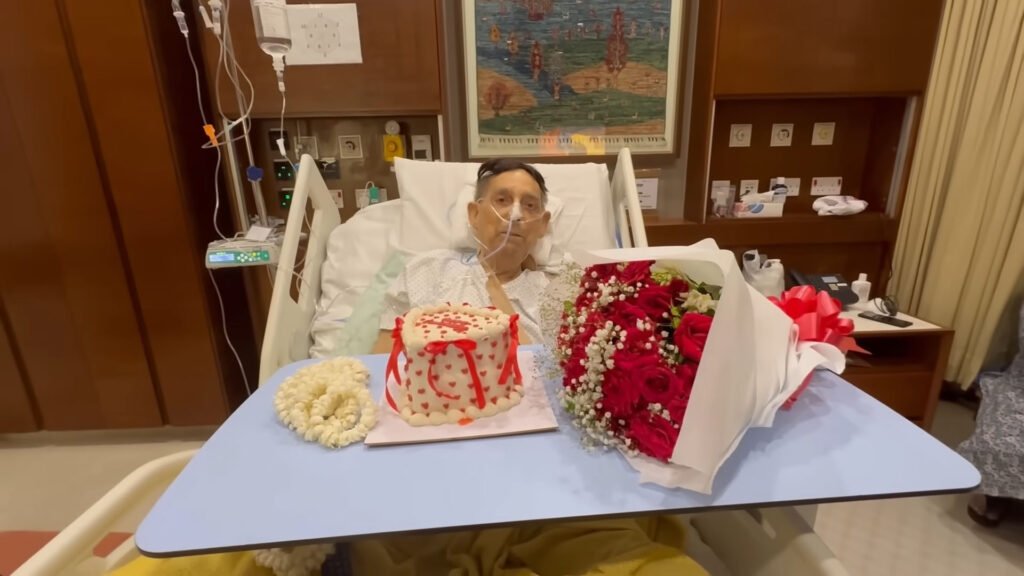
[840,307,954,429]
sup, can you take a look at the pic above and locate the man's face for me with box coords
[467,169,550,262]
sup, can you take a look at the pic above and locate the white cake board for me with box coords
[365,352,558,446]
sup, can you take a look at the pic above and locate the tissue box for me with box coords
[734,202,784,218]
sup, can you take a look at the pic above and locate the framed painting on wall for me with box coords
[462,0,684,158]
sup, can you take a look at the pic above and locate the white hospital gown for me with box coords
[380,249,549,343]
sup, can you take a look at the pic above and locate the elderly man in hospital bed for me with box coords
[370,158,552,353]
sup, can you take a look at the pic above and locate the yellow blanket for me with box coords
[109,517,707,576]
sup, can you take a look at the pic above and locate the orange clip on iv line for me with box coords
[203,124,218,146]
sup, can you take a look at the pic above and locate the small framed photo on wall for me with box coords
[461,0,685,158]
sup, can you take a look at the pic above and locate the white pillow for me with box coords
[447,187,564,265]
[318,200,402,322]
[394,158,616,261]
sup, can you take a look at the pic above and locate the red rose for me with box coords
[665,362,697,421]
[613,348,658,373]
[675,362,697,395]
[585,263,619,284]
[673,312,713,362]
[634,284,673,321]
[608,301,650,332]
[599,367,643,418]
[627,412,680,461]
[618,260,654,285]
[637,362,687,407]
[666,277,689,296]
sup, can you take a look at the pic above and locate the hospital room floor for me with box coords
[1,403,1022,575]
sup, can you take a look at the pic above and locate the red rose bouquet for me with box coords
[554,260,719,461]
[543,243,854,494]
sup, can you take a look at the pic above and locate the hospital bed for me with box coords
[14,151,849,576]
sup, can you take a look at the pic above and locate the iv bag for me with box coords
[251,0,292,56]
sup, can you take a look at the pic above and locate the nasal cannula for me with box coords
[472,200,543,265]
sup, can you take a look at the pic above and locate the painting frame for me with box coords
[461,0,685,159]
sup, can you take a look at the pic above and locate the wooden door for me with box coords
[0,1,162,429]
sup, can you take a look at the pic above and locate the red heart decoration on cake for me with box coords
[415,370,423,376]
[461,368,468,374]
[448,381,457,388]
[488,353,495,360]
[443,403,450,410]
[491,341,498,348]
[480,370,488,377]
[420,402,429,410]
[490,396,498,403]
[417,388,426,394]
[417,351,426,358]
[445,364,452,370]
[475,354,484,361]
[406,394,413,402]
[483,386,491,392]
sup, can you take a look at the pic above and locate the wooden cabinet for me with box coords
[843,318,954,429]
[199,0,443,117]
[714,0,943,96]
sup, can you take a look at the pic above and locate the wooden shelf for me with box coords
[646,212,898,246]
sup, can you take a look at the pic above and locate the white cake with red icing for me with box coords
[385,303,523,426]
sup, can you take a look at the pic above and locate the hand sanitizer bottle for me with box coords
[852,273,871,303]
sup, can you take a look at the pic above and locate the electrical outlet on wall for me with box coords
[810,176,843,196]
[770,123,793,147]
[739,179,759,196]
[729,124,752,148]
[812,122,835,146]
[328,189,345,209]
[771,177,801,196]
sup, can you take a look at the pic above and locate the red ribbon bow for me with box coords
[425,339,484,408]
[384,317,405,412]
[769,286,861,352]
[769,286,866,409]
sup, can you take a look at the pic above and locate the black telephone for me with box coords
[789,270,859,306]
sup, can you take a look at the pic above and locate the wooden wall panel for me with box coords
[714,0,943,96]
[198,0,442,117]
[0,1,161,429]
[61,0,232,425]
[0,302,38,432]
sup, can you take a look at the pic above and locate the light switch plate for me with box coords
[810,176,843,196]
[770,123,793,147]
[328,188,344,209]
[770,177,801,196]
[739,179,759,196]
[294,136,319,159]
[812,122,835,146]
[729,124,752,148]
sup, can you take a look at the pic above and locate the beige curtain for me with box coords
[892,0,1024,388]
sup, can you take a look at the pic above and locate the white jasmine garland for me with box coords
[273,357,377,448]
[253,544,334,576]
